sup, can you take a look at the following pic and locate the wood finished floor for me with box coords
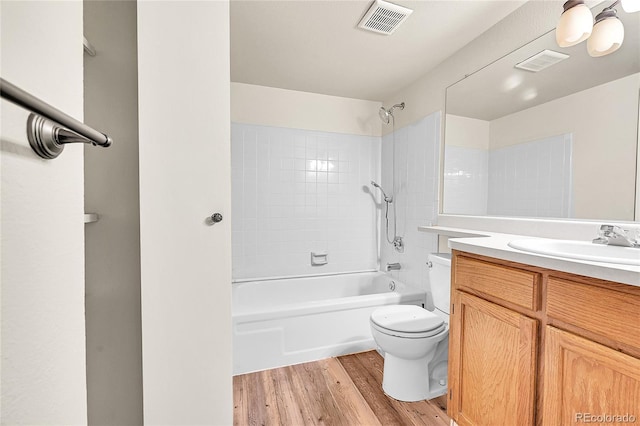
[233,350,450,426]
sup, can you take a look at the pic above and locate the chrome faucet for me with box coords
[386,262,401,271]
[593,225,639,248]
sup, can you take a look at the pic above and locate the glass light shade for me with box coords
[556,3,593,47]
[621,0,640,13]
[587,17,624,57]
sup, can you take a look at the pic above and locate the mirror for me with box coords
[443,8,640,221]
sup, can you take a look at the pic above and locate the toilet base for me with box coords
[381,353,448,402]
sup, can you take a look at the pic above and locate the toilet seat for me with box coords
[371,305,446,338]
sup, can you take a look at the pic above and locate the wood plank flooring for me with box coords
[233,350,450,426]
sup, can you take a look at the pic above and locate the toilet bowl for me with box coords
[370,253,451,402]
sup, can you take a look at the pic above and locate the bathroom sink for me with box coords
[508,239,640,266]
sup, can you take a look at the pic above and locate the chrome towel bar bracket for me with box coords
[0,77,112,159]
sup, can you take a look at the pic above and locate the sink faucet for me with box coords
[593,225,639,248]
[386,262,401,271]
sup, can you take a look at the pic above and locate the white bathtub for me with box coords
[232,271,426,375]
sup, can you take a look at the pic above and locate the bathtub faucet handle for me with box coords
[385,262,401,271]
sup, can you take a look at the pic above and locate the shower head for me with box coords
[378,108,391,124]
[379,102,405,124]
[371,180,392,203]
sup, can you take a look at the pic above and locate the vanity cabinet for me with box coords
[448,251,640,426]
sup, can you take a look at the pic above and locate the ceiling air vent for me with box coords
[515,49,570,73]
[358,0,413,35]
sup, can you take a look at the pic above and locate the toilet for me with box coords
[370,253,451,402]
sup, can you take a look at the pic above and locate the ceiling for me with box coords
[231,0,528,101]
[447,8,640,121]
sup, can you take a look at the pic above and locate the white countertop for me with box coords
[419,226,640,287]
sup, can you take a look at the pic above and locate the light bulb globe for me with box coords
[620,0,640,13]
[587,15,624,57]
[556,2,594,47]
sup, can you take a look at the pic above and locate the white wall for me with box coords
[444,75,638,221]
[445,115,490,149]
[83,1,143,424]
[490,74,639,220]
[232,82,381,137]
[137,1,232,424]
[1,1,87,424]
[386,0,639,238]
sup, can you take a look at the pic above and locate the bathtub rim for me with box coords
[234,291,426,323]
[232,269,378,284]
[232,271,426,322]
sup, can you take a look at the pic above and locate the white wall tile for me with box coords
[488,133,573,218]
[443,145,488,215]
[380,112,440,298]
[443,133,573,218]
[231,123,380,279]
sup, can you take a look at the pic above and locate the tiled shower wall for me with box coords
[380,112,440,297]
[231,123,380,279]
[444,133,573,218]
[487,134,573,217]
[443,145,488,215]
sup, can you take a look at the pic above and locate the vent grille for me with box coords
[515,49,570,73]
[358,0,413,35]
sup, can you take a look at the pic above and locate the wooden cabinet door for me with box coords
[449,291,538,426]
[542,327,640,426]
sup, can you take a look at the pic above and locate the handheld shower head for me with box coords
[371,180,392,203]
[378,102,405,124]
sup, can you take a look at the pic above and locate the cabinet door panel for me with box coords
[543,327,640,426]
[449,291,538,426]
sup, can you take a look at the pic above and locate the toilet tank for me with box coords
[428,253,451,315]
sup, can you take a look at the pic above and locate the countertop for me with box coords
[419,226,640,287]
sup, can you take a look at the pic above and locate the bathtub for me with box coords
[232,271,426,375]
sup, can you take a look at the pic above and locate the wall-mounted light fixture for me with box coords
[587,8,625,57]
[556,0,593,47]
[621,0,640,13]
[556,0,637,57]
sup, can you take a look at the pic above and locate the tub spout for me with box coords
[386,262,401,271]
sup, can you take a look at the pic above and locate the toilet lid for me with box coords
[370,305,444,333]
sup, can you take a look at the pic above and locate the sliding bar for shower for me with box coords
[0,77,112,159]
